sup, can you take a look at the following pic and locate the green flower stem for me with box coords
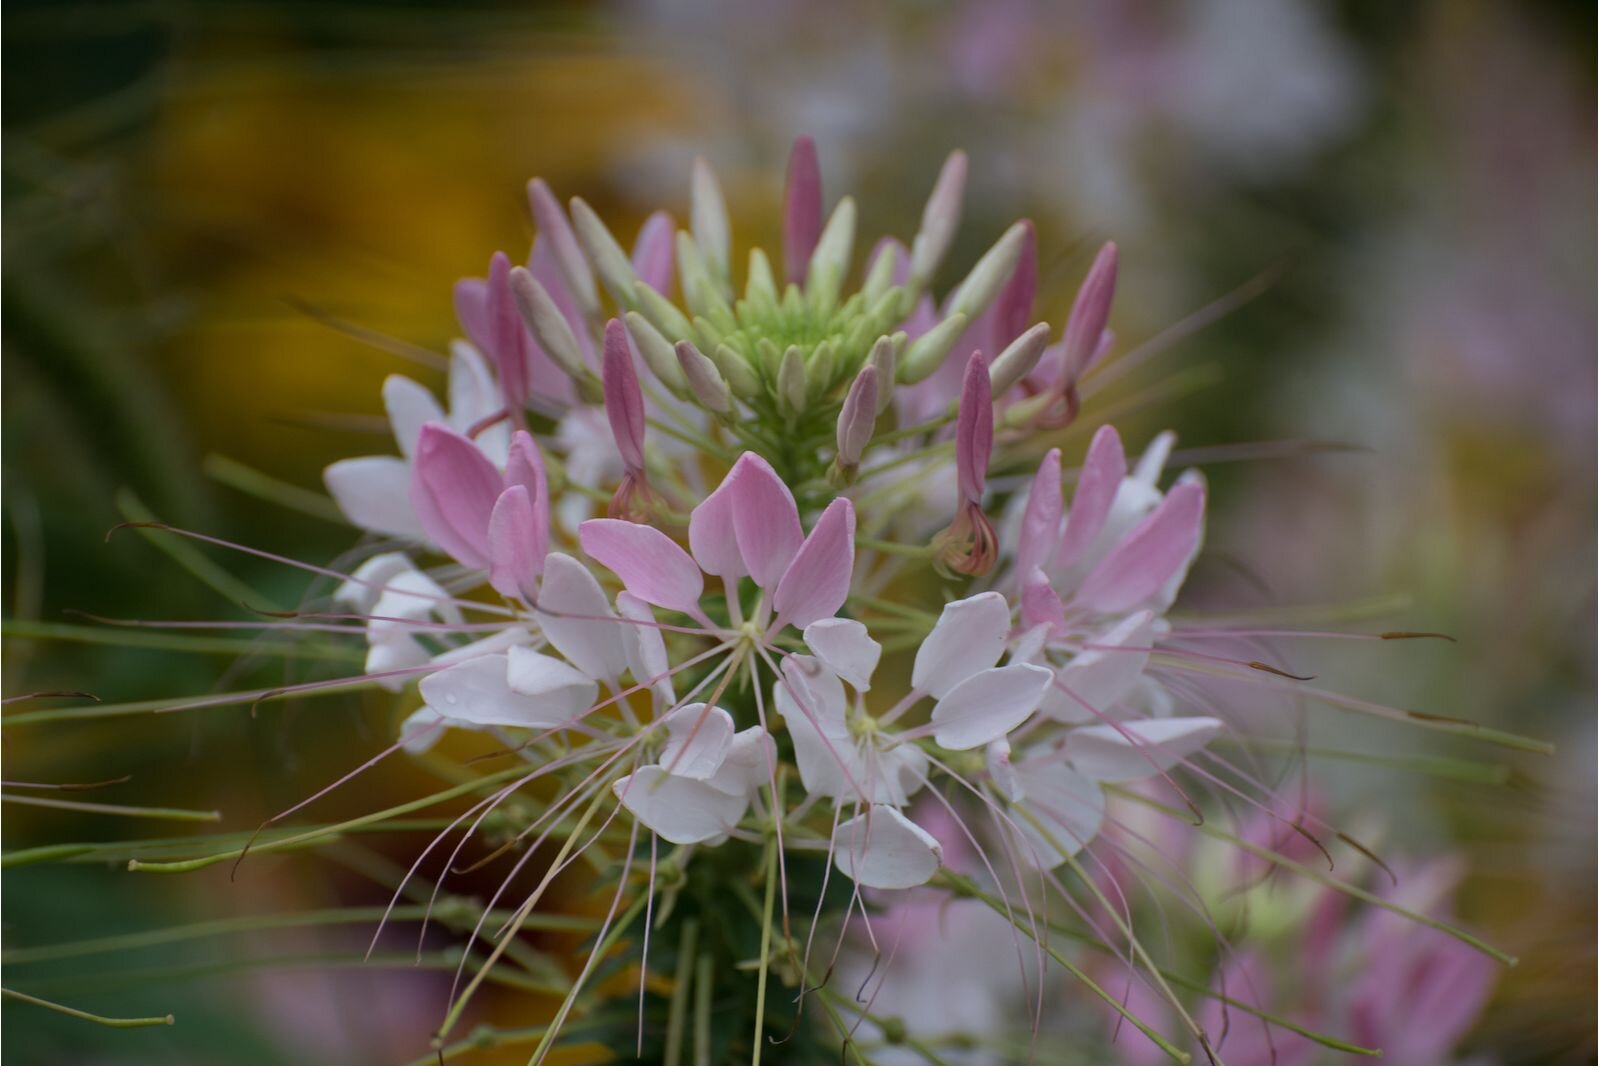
[1,794,220,822]
[1,676,389,726]
[201,454,347,524]
[1211,736,1511,785]
[2,904,594,966]
[126,768,531,874]
[1,987,173,1029]
[524,889,650,1065]
[664,918,699,1066]
[0,619,363,663]
[692,949,714,1066]
[751,837,778,1066]
[114,490,275,611]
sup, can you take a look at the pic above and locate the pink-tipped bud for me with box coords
[486,252,531,411]
[783,136,823,285]
[602,319,647,472]
[835,365,880,470]
[955,349,994,505]
[1059,241,1118,389]
[526,178,600,323]
[631,210,676,295]
[674,340,733,415]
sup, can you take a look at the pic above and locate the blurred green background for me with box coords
[3,1,1594,1063]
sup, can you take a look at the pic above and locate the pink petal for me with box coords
[930,663,1051,750]
[772,497,855,630]
[452,277,492,354]
[1062,716,1222,783]
[486,251,531,409]
[1019,569,1066,632]
[783,135,823,285]
[986,219,1036,356]
[912,591,1011,699]
[1059,241,1117,386]
[955,349,993,504]
[578,518,704,614]
[687,461,746,581]
[1015,448,1063,581]
[408,423,502,569]
[631,210,677,295]
[1074,481,1205,613]
[488,486,542,601]
[526,177,599,320]
[658,703,736,780]
[728,453,804,588]
[1056,424,1127,570]
[601,318,647,471]
[502,431,550,556]
[834,806,943,890]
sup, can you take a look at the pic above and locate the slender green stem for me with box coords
[1,620,362,662]
[126,768,529,874]
[751,838,777,1065]
[1,794,220,822]
[1,987,173,1028]
[664,918,699,1066]
[202,454,347,524]
[692,950,714,1066]
[114,490,273,610]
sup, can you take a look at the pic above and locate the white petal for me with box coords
[399,707,451,753]
[1049,611,1156,720]
[1062,717,1222,783]
[368,567,461,645]
[420,654,561,730]
[707,726,776,798]
[617,592,674,709]
[833,806,943,890]
[366,637,429,692]
[772,655,849,738]
[535,553,630,683]
[504,646,600,726]
[324,456,427,540]
[930,663,1051,750]
[658,703,735,781]
[612,766,748,845]
[912,591,1011,698]
[1009,761,1105,868]
[447,342,511,466]
[802,618,881,691]
[431,627,535,666]
[335,552,414,611]
[383,374,445,459]
[986,739,1023,803]
[868,742,929,808]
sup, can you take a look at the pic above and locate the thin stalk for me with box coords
[751,838,777,1066]
[664,918,699,1066]
[1,987,173,1028]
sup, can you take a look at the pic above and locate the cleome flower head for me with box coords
[32,138,1525,1066]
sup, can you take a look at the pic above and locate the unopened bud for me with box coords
[945,221,1029,324]
[712,342,762,401]
[867,335,898,413]
[777,345,808,419]
[569,197,639,310]
[674,340,733,415]
[899,312,968,385]
[509,267,588,381]
[835,365,880,468]
[988,322,1052,396]
[526,179,599,323]
[623,312,687,396]
[689,156,731,282]
[805,196,857,313]
[908,150,967,288]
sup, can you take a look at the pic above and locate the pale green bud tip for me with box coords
[806,197,857,309]
[689,157,731,280]
[569,196,639,308]
[623,311,688,394]
[908,149,968,286]
[674,340,733,414]
[508,266,588,379]
[899,312,969,385]
[867,335,898,413]
[777,345,808,417]
[946,220,1029,324]
[988,322,1052,396]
